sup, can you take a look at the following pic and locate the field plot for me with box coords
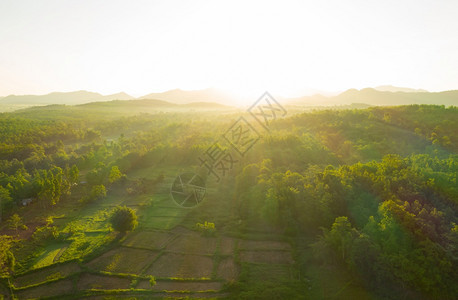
[31,242,69,269]
[171,225,195,235]
[241,263,296,282]
[219,237,236,255]
[239,240,291,251]
[166,233,217,255]
[14,262,81,288]
[77,273,131,290]
[136,279,222,291]
[145,253,214,278]
[86,247,159,274]
[216,257,239,281]
[139,203,189,230]
[121,194,152,206]
[15,279,74,299]
[122,230,175,250]
[239,250,294,264]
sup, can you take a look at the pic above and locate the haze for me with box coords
[1,0,457,102]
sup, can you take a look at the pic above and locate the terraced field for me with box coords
[10,225,295,299]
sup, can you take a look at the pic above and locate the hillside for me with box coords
[139,88,235,105]
[374,85,429,93]
[0,91,134,105]
[3,88,458,110]
[287,88,458,106]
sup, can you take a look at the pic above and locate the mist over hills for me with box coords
[0,90,134,105]
[1,87,457,108]
[285,88,458,106]
[138,88,234,105]
[373,85,429,93]
[78,99,232,110]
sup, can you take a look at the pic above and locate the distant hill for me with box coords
[96,92,135,102]
[287,88,458,106]
[78,99,231,110]
[79,99,176,108]
[374,85,428,93]
[10,99,235,120]
[3,87,458,108]
[182,101,232,109]
[139,88,235,105]
[0,90,134,105]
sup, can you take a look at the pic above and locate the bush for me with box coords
[80,184,106,203]
[149,275,156,287]
[32,225,59,243]
[109,206,138,233]
[195,221,216,236]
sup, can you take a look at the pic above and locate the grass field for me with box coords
[6,160,377,299]
[13,262,81,288]
[122,230,175,250]
[31,242,68,269]
[15,279,74,299]
[76,273,132,290]
[86,247,160,274]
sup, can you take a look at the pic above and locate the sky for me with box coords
[0,0,457,99]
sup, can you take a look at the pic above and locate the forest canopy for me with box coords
[0,103,456,299]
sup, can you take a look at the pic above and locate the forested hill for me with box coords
[0,104,456,299]
[3,99,235,120]
[287,88,458,106]
[2,88,458,108]
[0,91,134,105]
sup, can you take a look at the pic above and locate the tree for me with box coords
[329,216,357,261]
[8,214,24,231]
[81,184,106,204]
[0,235,15,276]
[109,206,138,233]
[108,166,123,183]
[314,216,356,262]
[68,165,79,184]
[89,184,106,201]
[0,186,12,222]
[33,166,66,207]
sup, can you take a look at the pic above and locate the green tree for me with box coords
[0,186,12,222]
[315,216,357,262]
[82,184,106,203]
[8,214,24,231]
[0,235,15,276]
[108,166,123,183]
[68,165,79,184]
[109,206,138,233]
[91,184,106,200]
[329,216,355,260]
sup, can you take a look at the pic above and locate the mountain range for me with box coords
[373,85,428,93]
[139,88,234,105]
[0,91,134,105]
[285,88,458,106]
[1,86,457,107]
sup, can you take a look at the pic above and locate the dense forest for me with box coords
[0,102,457,299]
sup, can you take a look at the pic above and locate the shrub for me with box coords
[149,275,156,287]
[32,225,59,243]
[195,221,216,236]
[109,206,138,233]
[80,184,106,204]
